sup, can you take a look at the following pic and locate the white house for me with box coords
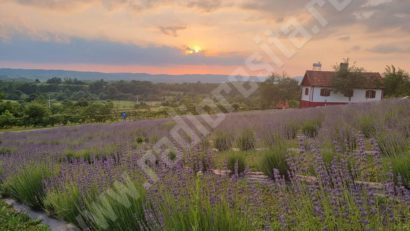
[300,63,384,108]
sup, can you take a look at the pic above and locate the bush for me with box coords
[227,152,246,176]
[5,163,55,209]
[391,153,410,187]
[44,183,81,224]
[376,132,408,157]
[302,120,321,138]
[358,115,377,138]
[237,129,256,151]
[259,144,290,181]
[213,132,233,151]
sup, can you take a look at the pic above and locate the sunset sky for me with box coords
[0,0,409,77]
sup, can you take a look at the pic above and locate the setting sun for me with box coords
[186,45,203,54]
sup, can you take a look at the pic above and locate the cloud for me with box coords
[368,44,410,54]
[338,35,351,41]
[10,0,96,10]
[351,45,361,51]
[185,0,223,12]
[240,0,410,34]
[159,26,187,37]
[0,34,244,66]
[6,0,226,12]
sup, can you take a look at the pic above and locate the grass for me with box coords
[301,119,321,138]
[391,152,410,187]
[159,174,254,231]
[226,152,246,175]
[357,115,377,138]
[112,100,136,110]
[81,178,149,231]
[213,150,262,171]
[376,132,408,157]
[4,163,56,209]
[0,200,49,231]
[213,132,234,152]
[237,129,256,151]
[63,144,120,163]
[259,143,290,180]
[44,183,81,224]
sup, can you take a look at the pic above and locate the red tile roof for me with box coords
[301,71,384,89]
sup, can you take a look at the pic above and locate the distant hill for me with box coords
[0,68,268,83]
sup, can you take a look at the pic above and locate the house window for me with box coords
[366,90,376,99]
[320,88,331,97]
[304,88,309,95]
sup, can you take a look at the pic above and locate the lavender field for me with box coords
[0,99,410,231]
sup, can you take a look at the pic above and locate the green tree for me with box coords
[24,103,50,126]
[0,110,16,128]
[46,77,62,85]
[81,102,114,122]
[332,62,367,97]
[259,73,300,109]
[383,65,410,97]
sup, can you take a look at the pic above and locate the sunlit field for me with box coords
[0,99,409,230]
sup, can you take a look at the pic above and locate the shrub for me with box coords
[302,120,321,138]
[391,153,410,187]
[81,178,149,231]
[213,132,233,151]
[226,152,246,176]
[358,115,377,138]
[237,129,256,151]
[259,144,290,180]
[5,163,55,209]
[44,183,81,224]
[376,132,408,157]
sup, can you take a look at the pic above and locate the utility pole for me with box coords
[48,95,51,109]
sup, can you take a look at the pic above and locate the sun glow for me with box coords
[186,45,203,54]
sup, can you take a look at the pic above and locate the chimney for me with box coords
[340,62,349,71]
[313,62,322,71]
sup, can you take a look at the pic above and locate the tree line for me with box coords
[0,65,408,129]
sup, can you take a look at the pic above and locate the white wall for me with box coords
[301,87,312,101]
[310,87,382,103]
